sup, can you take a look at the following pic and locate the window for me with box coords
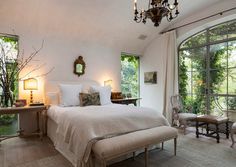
[178,20,236,116]
[121,53,140,99]
[0,34,19,135]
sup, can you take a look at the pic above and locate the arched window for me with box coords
[178,20,236,117]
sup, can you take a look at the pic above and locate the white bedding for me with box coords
[47,104,169,167]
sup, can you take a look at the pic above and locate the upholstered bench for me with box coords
[231,122,236,148]
[195,115,229,143]
[92,126,178,167]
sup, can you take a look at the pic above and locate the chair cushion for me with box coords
[92,126,178,160]
[179,113,197,121]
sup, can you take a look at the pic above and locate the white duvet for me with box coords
[48,104,169,167]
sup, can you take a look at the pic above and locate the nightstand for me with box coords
[111,98,141,106]
[0,105,47,142]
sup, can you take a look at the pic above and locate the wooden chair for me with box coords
[231,122,236,148]
[171,95,197,134]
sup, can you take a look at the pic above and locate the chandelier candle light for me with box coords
[134,0,179,27]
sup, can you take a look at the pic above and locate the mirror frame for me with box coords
[74,56,86,77]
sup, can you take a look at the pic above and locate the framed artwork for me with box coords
[144,71,157,84]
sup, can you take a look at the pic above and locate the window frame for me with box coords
[178,19,236,114]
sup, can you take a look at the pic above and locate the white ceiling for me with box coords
[0,0,224,54]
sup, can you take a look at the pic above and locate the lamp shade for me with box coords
[104,79,112,87]
[24,78,38,90]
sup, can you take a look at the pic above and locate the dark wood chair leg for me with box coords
[226,121,229,139]
[145,147,148,167]
[174,138,177,156]
[206,123,209,135]
[161,142,164,150]
[196,120,199,138]
[216,124,220,143]
[132,152,136,161]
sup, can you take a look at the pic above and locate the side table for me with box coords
[0,105,47,142]
[111,98,141,106]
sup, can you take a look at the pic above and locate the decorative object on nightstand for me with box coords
[111,92,123,99]
[111,92,141,106]
[24,78,38,104]
[15,99,27,107]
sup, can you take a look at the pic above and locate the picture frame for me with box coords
[144,71,157,84]
[74,56,86,77]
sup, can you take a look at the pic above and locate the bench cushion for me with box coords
[196,115,228,124]
[92,126,178,160]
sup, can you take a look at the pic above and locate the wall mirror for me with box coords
[74,56,86,77]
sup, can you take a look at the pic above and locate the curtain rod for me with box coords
[160,7,236,34]
[0,33,19,39]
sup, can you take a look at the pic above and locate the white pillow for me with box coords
[46,92,59,105]
[90,86,112,105]
[59,84,82,107]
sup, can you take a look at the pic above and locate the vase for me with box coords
[1,91,14,107]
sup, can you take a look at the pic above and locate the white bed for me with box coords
[45,80,169,167]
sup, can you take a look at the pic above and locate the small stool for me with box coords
[231,122,236,148]
[195,115,229,143]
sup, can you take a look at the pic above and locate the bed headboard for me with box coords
[44,80,100,94]
[44,80,100,105]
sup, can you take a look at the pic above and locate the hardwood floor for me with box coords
[0,130,235,167]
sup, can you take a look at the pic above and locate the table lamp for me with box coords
[104,79,112,87]
[23,78,38,104]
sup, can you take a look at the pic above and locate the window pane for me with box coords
[209,69,227,94]
[209,43,227,68]
[228,21,236,39]
[228,41,236,68]
[209,23,228,42]
[180,31,206,49]
[179,51,191,70]
[209,96,227,116]
[0,37,18,60]
[228,68,236,94]
[180,47,206,71]
[0,114,18,135]
[121,55,139,98]
[179,20,236,115]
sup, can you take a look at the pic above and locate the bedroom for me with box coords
[0,0,236,167]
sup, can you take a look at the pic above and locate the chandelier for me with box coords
[134,0,179,27]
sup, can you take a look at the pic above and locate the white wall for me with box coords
[140,0,236,112]
[140,35,168,112]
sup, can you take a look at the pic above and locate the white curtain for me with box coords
[162,30,178,124]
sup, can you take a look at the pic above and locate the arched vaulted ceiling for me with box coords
[0,0,223,54]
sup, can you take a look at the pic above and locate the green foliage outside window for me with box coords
[0,35,19,134]
[179,20,236,115]
[121,54,139,98]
